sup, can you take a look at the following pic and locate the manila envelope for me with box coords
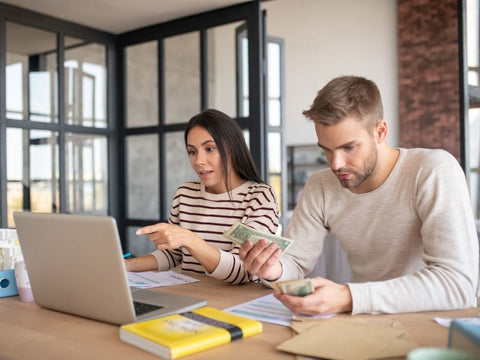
[277,318,418,360]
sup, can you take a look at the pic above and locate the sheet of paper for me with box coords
[434,316,480,328]
[127,270,199,288]
[224,293,333,327]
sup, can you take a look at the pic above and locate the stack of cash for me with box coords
[223,222,293,254]
[224,223,312,296]
[270,278,315,297]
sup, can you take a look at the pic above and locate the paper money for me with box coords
[223,222,293,254]
[271,278,315,297]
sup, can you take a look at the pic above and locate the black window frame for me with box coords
[0,3,119,227]
[0,1,268,252]
[118,1,266,252]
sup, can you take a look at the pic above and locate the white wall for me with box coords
[263,0,399,147]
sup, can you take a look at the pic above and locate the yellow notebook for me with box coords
[119,306,262,359]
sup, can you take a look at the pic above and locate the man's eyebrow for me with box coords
[317,140,357,151]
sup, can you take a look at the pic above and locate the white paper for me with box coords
[224,293,333,327]
[127,270,199,288]
[434,316,480,328]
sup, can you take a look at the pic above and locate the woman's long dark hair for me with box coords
[184,109,263,194]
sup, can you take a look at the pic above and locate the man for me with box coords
[240,75,479,315]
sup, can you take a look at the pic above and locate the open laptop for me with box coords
[13,211,207,325]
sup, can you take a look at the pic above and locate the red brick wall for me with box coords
[398,0,461,160]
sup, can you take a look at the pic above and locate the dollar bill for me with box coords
[223,222,293,254]
[271,278,315,297]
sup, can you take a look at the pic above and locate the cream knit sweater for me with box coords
[281,148,479,314]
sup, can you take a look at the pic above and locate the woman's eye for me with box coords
[206,147,216,152]
[187,150,196,155]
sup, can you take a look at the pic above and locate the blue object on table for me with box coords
[448,319,480,357]
[0,269,18,297]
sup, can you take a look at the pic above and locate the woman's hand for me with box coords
[137,223,197,250]
[137,223,220,273]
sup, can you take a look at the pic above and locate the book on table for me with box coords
[448,319,480,358]
[119,306,263,359]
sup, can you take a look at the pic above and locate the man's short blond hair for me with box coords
[303,76,384,131]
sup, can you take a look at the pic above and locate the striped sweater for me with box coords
[150,180,279,284]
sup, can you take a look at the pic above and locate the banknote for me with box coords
[271,278,315,297]
[223,222,293,254]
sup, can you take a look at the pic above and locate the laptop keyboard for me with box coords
[133,301,164,316]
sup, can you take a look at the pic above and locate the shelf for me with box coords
[287,144,328,210]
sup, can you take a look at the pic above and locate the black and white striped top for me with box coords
[150,180,279,284]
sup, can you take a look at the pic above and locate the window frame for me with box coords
[0,4,118,227]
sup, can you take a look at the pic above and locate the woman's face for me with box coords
[186,126,226,194]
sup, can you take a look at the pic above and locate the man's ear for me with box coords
[374,120,388,143]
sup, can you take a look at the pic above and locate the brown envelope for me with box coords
[277,318,418,360]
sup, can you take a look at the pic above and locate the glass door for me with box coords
[120,1,266,254]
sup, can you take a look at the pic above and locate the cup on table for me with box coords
[407,347,478,360]
[14,260,34,302]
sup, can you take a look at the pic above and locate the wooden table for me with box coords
[0,274,478,359]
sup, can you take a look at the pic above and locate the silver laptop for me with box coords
[13,211,207,325]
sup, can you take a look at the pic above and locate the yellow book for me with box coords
[119,306,263,359]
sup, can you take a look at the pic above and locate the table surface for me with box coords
[0,274,478,360]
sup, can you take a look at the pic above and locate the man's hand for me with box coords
[239,238,283,281]
[274,277,353,315]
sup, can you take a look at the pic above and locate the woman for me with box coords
[125,109,279,284]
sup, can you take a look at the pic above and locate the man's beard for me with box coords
[334,147,377,190]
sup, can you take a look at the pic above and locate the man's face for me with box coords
[315,116,378,193]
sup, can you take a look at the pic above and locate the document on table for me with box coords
[224,293,333,327]
[127,270,199,288]
[434,315,480,328]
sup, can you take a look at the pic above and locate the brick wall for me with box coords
[398,0,461,160]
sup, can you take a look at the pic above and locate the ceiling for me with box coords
[1,0,252,34]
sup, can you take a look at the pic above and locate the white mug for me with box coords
[14,260,34,302]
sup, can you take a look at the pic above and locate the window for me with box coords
[0,2,267,254]
[465,0,480,220]
[1,15,115,228]
[237,30,286,225]
[237,33,287,225]
[121,3,266,255]
[265,39,286,220]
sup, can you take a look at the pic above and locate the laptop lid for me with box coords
[13,212,206,325]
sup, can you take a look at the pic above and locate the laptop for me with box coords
[13,211,207,325]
